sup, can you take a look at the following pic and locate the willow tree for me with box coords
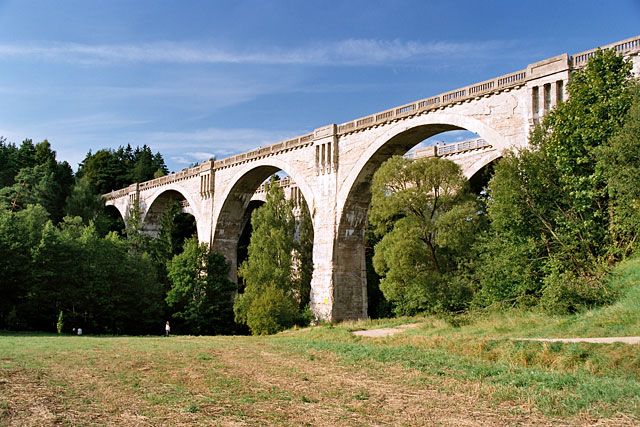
[369,156,481,315]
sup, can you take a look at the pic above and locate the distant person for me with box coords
[77,327,82,336]
[165,321,170,337]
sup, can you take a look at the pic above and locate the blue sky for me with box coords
[1,0,639,172]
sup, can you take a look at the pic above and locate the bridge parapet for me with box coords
[572,35,640,68]
[254,176,293,194]
[406,138,492,159]
[213,133,315,171]
[337,67,528,135]
[103,160,215,201]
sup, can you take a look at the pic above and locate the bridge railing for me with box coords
[406,137,491,159]
[572,35,640,68]
[254,176,293,194]
[213,133,315,170]
[103,187,129,201]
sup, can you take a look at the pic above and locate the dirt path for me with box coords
[352,323,421,337]
[352,324,640,345]
[514,336,640,344]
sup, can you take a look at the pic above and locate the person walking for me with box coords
[165,321,170,337]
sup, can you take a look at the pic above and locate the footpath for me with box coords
[353,324,640,344]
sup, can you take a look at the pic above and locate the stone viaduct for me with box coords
[105,36,640,322]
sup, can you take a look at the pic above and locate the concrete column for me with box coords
[309,205,336,321]
[330,190,368,322]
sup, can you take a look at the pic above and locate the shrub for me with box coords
[244,285,301,335]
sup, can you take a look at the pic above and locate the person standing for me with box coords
[165,321,170,337]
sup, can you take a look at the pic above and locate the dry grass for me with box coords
[1,332,637,426]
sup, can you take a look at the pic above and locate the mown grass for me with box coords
[1,257,639,424]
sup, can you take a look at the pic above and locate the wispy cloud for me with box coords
[0,122,298,171]
[136,127,302,167]
[146,127,296,151]
[0,39,518,66]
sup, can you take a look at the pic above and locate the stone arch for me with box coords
[104,198,130,227]
[104,202,126,223]
[103,204,126,234]
[466,150,503,194]
[142,185,201,240]
[332,113,506,320]
[211,159,316,282]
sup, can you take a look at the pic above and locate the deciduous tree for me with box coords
[369,156,481,315]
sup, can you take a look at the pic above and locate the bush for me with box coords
[244,285,301,335]
[541,266,617,314]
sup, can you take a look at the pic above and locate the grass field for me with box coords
[2,258,639,426]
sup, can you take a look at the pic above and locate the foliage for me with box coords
[292,203,313,309]
[243,284,302,335]
[235,178,306,334]
[56,311,64,334]
[369,156,481,315]
[0,205,48,329]
[0,208,165,333]
[477,49,637,312]
[597,88,640,256]
[166,238,236,335]
[365,224,392,319]
[0,139,74,223]
[0,137,187,334]
[76,144,168,195]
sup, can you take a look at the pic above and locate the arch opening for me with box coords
[102,204,126,237]
[212,166,315,308]
[142,189,198,249]
[468,158,499,195]
[335,125,500,320]
[236,199,265,292]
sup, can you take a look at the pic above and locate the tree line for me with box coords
[0,138,312,335]
[0,142,236,334]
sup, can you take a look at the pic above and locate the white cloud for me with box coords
[139,126,305,170]
[185,151,216,161]
[0,38,518,66]
[142,127,298,157]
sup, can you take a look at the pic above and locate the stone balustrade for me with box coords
[254,176,293,194]
[406,138,490,159]
[572,35,640,68]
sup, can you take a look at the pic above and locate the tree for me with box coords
[598,88,640,256]
[0,137,20,187]
[0,205,48,329]
[293,203,313,309]
[76,145,168,195]
[478,49,637,312]
[369,156,481,315]
[0,140,74,223]
[234,178,304,334]
[26,217,164,334]
[166,238,236,335]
